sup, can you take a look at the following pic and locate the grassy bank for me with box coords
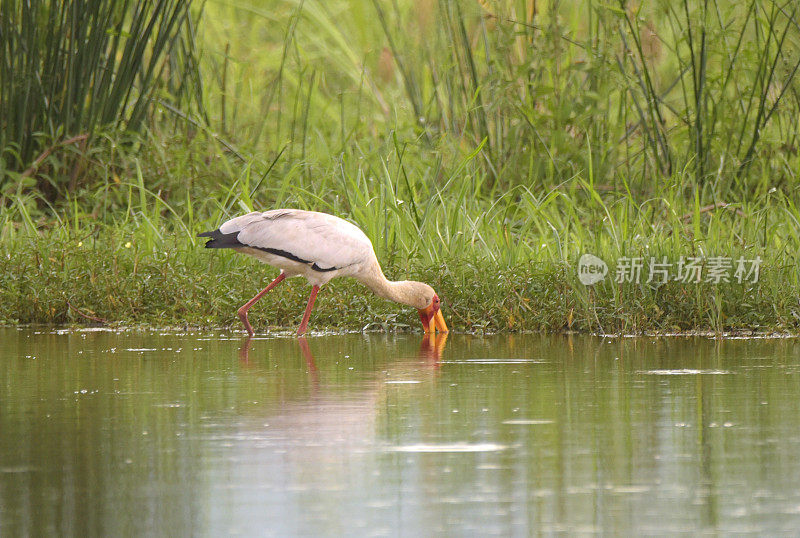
[2,0,800,333]
[2,162,799,333]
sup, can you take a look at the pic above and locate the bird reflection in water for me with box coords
[418,332,448,365]
[238,333,447,371]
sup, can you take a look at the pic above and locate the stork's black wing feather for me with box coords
[197,229,244,249]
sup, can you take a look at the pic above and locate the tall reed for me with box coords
[0,0,201,201]
[200,0,800,199]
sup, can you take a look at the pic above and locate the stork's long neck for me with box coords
[355,259,423,308]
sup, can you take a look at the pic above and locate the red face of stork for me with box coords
[418,293,448,334]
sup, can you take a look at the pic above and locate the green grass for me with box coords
[2,156,799,333]
[2,0,800,333]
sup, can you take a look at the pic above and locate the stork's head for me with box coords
[417,292,448,335]
[382,280,448,334]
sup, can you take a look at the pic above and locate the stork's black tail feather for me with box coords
[197,229,244,249]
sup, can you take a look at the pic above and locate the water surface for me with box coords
[2,328,800,535]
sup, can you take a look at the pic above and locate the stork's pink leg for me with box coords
[237,272,287,336]
[296,285,320,336]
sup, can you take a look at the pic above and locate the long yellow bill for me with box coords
[425,310,448,334]
[434,310,448,333]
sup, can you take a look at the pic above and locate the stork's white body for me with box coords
[219,209,376,286]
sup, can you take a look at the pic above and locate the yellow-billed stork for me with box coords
[198,209,448,336]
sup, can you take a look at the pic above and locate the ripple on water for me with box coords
[502,419,555,425]
[384,380,421,384]
[386,443,507,453]
[638,369,733,375]
[440,358,546,365]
